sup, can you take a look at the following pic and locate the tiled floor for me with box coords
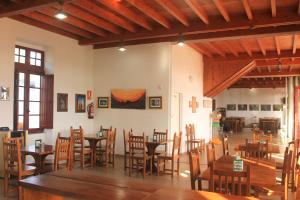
[0,130,288,200]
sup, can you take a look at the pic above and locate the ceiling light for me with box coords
[177,33,185,47]
[177,41,185,47]
[55,11,67,20]
[118,46,126,52]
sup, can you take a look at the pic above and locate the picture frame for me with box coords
[111,89,146,109]
[57,93,68,112]
[0,86,10,101]
[261,104,271,111]
[75,94,86,113]
[149,96,162,109]
[98,97,109,108]
[238,104,247,111]
[273,104,283,111]
[227,104,236,111]
[249,104,259,111]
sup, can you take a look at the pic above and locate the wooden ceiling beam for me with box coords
[255,58,300,66]
[212,0,230,22]
[38,7,106,37]
[271,0,276,17]
[244,70,300,78]
[188,43,212,57]
[293,34,298,54]
[240,41,252,56]
[155,0,189,26]
[289,65,293,72]
[81,9,300,45]
[298,0,300,15]
[230,83,285,88]
[267,66,272,72]
[241,0,253,20]
[204,42,226,58]
[97,0,152,30]
[23,11,94,39]
[256,38,266,56]
[74,0,135,32]
[274,36,280,55]
[10,15,80,40]
[223,41,238,57]
[126,0,170,28]
[184,0,209,24]
[0,0,73,18]
[62,4,120,34]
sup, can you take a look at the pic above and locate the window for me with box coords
[14,45,53,133]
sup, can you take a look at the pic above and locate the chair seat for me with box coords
[9,165,36,176]
[131,154,151,160]
[157,153,178,160]
[155,150,166,155]
[74,148,92,154]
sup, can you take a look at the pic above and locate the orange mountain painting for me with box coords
[111,89,146,109]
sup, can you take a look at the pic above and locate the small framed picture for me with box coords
[0,86,10,101]
[98,97,109,108]
[238,104,247,111]
[75,94,86,113]
[273,104,283,111]
[249,104,259,111]
[57,93,68,112]
[261,104,271,111]
[227,104,236,111]
[149,96,162,109]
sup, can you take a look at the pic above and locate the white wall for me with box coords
[171,45,212,152]
[0,18,94,145]
[93,43,171,154]
[215,88,285,125]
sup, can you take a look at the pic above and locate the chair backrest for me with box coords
[3,137,22,178]
[281,149,293,200]
[70,126,84,148]
[129,133,146,156]
[100,125,112,137]
[186,124,192,140]
[153,129,168,152]
[209,162,251,196]
[10,130,27,147]
[222,134,229,156]
[206,143,216,167]
[54,133,72,171]
[253,132,272,144]
[243,139,265,159]
[105,129,116,153]
[172,132,182,157]
[189,149,201,190]
[190,124,196,140]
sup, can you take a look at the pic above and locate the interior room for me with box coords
[0,0,300,200]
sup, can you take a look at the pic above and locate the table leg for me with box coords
[87,140,97,167]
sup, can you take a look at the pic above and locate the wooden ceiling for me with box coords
[2,0,300,90]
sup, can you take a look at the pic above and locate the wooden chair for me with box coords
[153,129,168,155]
[123,129,132,170]
[70,126,93,169]
[189,149,204,190]
[253,132,272,144]
[242,139,269,160]
[209,162,251,196]
[3,137,36,198]
[206,143,216,167]
[97,129,116,167]
[128,133,152,178]
[54,133,72,171]
[222,134,229,156]
[157,132,182,177]
[186,124,205,153]
[99,125,112,137]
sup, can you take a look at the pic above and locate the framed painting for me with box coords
[227,104,236,111]
[261,104,271,111]
[273,104,283,111]
[98,97,109,108]
[149,96,162,109]
[111,89,146,109]
[249,104,259,111]
[0,86,10,101]
[238,104,247,111]
[75,94,86,113]
[57,93,68,112]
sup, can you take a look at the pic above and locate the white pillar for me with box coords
[287,77,294,139]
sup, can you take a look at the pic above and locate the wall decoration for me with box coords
[261,104,271,111]
[87,90,92,100]
[203,99,212,108]
[75,94,86,113]
[57,93,68,112]
[227,104,236,111]
[87,102,95,119]
[111,89,146,109]
[238,104,247,111]
[249,104,259,111]
[189,96,199,113]
[273,104,283,111]
[0,86,10,101]
[149,96,162,109]
[98,97,109,108]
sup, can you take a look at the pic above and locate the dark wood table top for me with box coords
[202,155,277,189]
[84,135,107,140]
[21,145,54,156]
[20,169,258,200]
[234,143,280,154]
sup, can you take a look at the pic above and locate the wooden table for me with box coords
[201,155,277,190]
[21,145,54,174]
[146,140,167,172]
[84,135,106,166]
[20,170,258,200]
[234,143,280,154]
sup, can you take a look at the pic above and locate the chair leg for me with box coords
[18,185,22,200]
[3,174,8,197]
[129,157,132,176]
[80,153,83,169]
[150,158,153,176]
[171,160,174,178]
[90,152,93,167]
[177,158,180,175]
[198,179,202,190]
[157,158,160,176]
[143,159,146,178]
[112,152,115,168]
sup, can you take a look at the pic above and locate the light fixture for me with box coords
[55,1,67,20]
[55,11,67,20]
[118,46,126,52]
[177,33,185,47]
